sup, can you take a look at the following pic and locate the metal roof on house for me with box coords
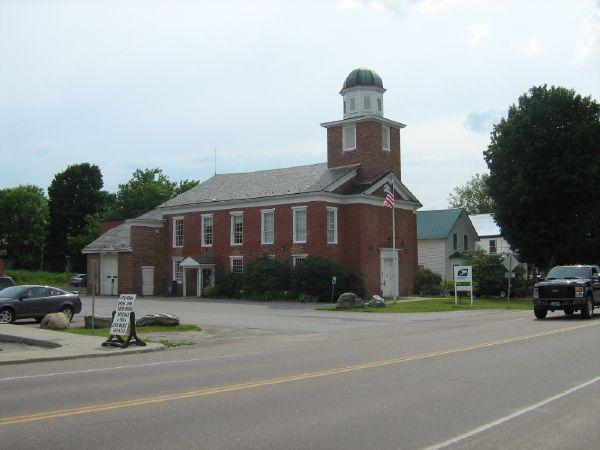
[416,208,464,240]
[469,213,502,237]
[160,163,359,208]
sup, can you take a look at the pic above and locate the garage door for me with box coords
[100,253,118,295]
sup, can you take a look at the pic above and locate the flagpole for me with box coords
[392,200,396,301]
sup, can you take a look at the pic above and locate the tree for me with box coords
[0,185,49,269]
[484,85,600,268]
[448,173,495,214]
[66,213,101,262]
[47,163,106,271]
[173,179,200,197]
[107,168,176,220]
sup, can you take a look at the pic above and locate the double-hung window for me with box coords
[452,233,458,250]
[292,206,307,243]
[463,235,469,251]
[173,217,184,248]
[382,125,390,151]
[342,125,356,151]
[489,239,497,254]
[230,212,243,245]
[201,214,213,247]
[172,257,184,283]
[327,207,338,244]
[261,209,275,245]
[230,256,243,273]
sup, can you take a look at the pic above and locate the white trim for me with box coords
[292,206,307,244]
[342,124,356,151]
[321,114,406,129]
[126,219,164,228]
[362,172,421,205]
[323,166,359,192]
[172,216,184,248]
[159,192,421,216]
[326,206,338,244]
[230,212,243,246]
[292,254,308,267]
[229,255,243,273]
[201,214,213,247]
[261,209,275,245]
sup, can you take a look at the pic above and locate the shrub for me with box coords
[297,293,319,303]
[464,249,524,296]
[414,268,442,294]
[443,278,455,296]
[243,255,291,295]
[214,269,243,298]
[6,270,75,286]
[292,256,365,301]
[202,285,217,298]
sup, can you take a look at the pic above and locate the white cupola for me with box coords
[340,68,386,119]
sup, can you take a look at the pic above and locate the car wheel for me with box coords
[534,308,547,319]
[0,308,15,324]
[581,297,593,319]
[564,307,574,316]
[61,306,74,322]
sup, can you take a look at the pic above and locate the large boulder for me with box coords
[366,295,387,308]
[136,313,180,327]
[40,313,69,330]
[336,292,364,308]
[84,315,113,329]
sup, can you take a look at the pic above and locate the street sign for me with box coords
[454,266,472,282]
[504,272,516,279]
[109,294,136,336]
[502,254,519,272]
[332,276,337,285]
[453,265,473,306]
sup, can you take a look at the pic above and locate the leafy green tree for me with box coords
[448,173,495,214]
[173,179,200,197]
[107,168,176,220]
[465,249,525,296]
[47,163,105,271]
[243,255,291,295]
[484,85,600,268]
[66,213,101,262]
[0,185,49,269]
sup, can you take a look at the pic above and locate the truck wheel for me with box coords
[564,307,574,316]
[581,297,593,319]
[534,308,547,319]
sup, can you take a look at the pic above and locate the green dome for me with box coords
[343,68,383,90]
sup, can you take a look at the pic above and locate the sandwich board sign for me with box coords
[110,294,136,336]
[453,265,473,306]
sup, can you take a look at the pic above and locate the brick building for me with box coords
[83,68,422,297]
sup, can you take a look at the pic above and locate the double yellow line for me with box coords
[1,321,597,427]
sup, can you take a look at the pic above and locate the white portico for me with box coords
[179,255,216,297]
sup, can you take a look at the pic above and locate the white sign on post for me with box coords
[110,294,136,336]
[453,265,473,306]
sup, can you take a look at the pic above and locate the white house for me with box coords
[417,208,479,280]
[470,213,511,255]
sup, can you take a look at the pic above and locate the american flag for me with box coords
[383,183,394,208]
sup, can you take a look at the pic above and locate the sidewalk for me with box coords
[0,324,163,365]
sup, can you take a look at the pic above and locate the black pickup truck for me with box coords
[533,265,600,319]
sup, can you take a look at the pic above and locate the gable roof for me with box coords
[417,208,464,240]
[160,163,359,208]
[82,222,131,253]
[469,213,501,237]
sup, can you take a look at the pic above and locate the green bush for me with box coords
[414,268,442,294]
[214,269,243,298]
[292,256,365,301]
[5,270,75,286]
[243,255,291,295]
[464,249,514,296]
[297,293,319,303]
[443,278,455,295]
[202,285,217,298]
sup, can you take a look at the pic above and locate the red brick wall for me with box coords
[100,220,125,234]
[327,120,401,183]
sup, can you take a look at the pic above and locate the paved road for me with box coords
[1,300,599,449]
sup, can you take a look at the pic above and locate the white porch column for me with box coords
[183,268,187,297]
[197,268,202,297]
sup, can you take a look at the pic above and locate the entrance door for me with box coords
[100,254,118,295]
[381,258,394,297]
[142,266,155,296]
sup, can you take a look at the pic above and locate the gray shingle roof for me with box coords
[417,208,463,240]
[82,223,131,253]
[160,163,359,208]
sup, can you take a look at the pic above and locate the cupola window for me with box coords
[364,96,372,111]
[377,98,382,112]
[348,97,357,112]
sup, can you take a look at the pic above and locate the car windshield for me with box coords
[546,266,590,280]
[0,286,24,298]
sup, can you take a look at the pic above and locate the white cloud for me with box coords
[573,6,600,63]
[512,36,545,55]
[464,110,503,133]
[416,0,461,14]
[468,24,491,49]
[338,0,460,14]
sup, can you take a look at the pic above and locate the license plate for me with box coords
[551,302,561,307]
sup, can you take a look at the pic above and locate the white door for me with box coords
[381,258,393,297]
[142,266,154,296]
[100,254,118,295]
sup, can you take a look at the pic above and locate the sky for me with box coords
[0,0,598,209]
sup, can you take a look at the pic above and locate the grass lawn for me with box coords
[317,297,533,313]
[61,323,200,338]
